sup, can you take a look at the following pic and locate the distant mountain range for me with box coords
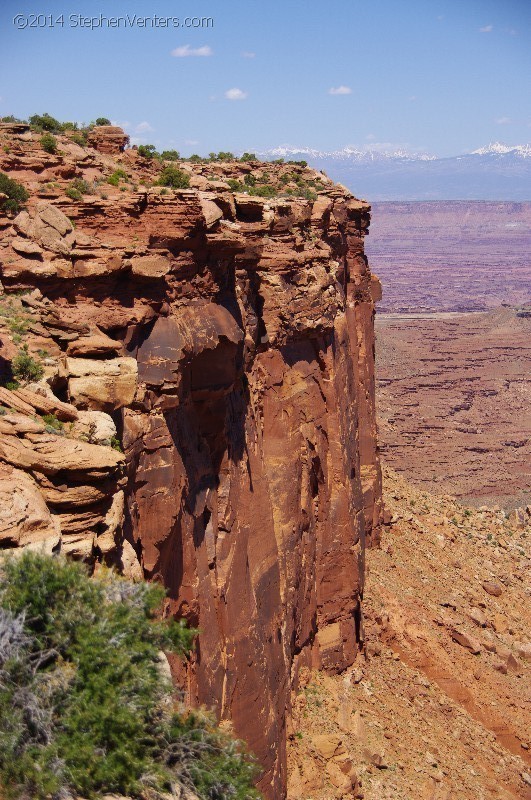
[260,143,531,200]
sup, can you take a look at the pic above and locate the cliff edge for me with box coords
[0,123,383,797]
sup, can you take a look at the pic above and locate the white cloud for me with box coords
[409,95,417,102]
[479,24,493,33]
[495,116,512,124]
[111,120,131,130]
[366,133,376,141]
[135,121,154,133]
[185,139,199,145]
[171,44,213,57]
[329,86,352,96]
[225,87,248,101]
[242,51,255,58]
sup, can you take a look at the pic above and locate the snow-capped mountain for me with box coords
[263,145,436,163]
[470,142,531,158]
[260,143,531,200]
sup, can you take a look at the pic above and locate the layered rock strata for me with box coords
[0,127,382,797]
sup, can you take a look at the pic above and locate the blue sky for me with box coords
[0,0,530,157]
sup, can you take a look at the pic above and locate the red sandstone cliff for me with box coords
[0,123,382,797]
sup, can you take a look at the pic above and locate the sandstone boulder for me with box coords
[129,253,172,279]
[325,759,352,792]
[13,202,73,257]
[11,236,43,255]
[13,386,79,421]
[199,195,224,228]
[70,409,117,446]
[312,733,345,760]
[66,332,123,358]
[1,412,45,434]
[0,386,36,415]
[482,580,503,597]
[119,539,144,581]
[450,628,481,654]
[35,201,73,235]
[66,356,138,410]
[96,490,124,554]
[0,430,124,476]
[0,464,60,548]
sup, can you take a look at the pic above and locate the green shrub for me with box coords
[66,178,94,199]
[95,117,111,126]
[40,133,58,154]
[110,435,123,452]
[160,149,180,161]
[240,152,257,162]
[66,187,83,201]
[42,413,63,432]
[106,169,129,187]
[137,144,158,159]
[71,132,87,147]
[157,166,190,189]
[250,184,277,198]
[0,553,260,800]
[227,178,243,192]
[29,113,62,133]
[11,345,44,384]
[0,172,29,215]
[8,316,28,336]
[244,173,256,187]
[188,154,203,163]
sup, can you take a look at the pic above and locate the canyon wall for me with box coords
[0,124,382,797]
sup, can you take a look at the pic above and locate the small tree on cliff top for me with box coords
[157,165,190,189]
[0,552,261,800]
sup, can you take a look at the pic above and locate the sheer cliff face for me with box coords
[0,125,382,797]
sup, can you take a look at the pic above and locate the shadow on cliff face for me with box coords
[0,354,14,386]
[176,336,247,518]
[125,307,248,608]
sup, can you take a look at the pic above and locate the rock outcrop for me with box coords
[86,124,130,154]
[0,127,382,798]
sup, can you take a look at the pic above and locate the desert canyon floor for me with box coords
[376,307,531,508]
